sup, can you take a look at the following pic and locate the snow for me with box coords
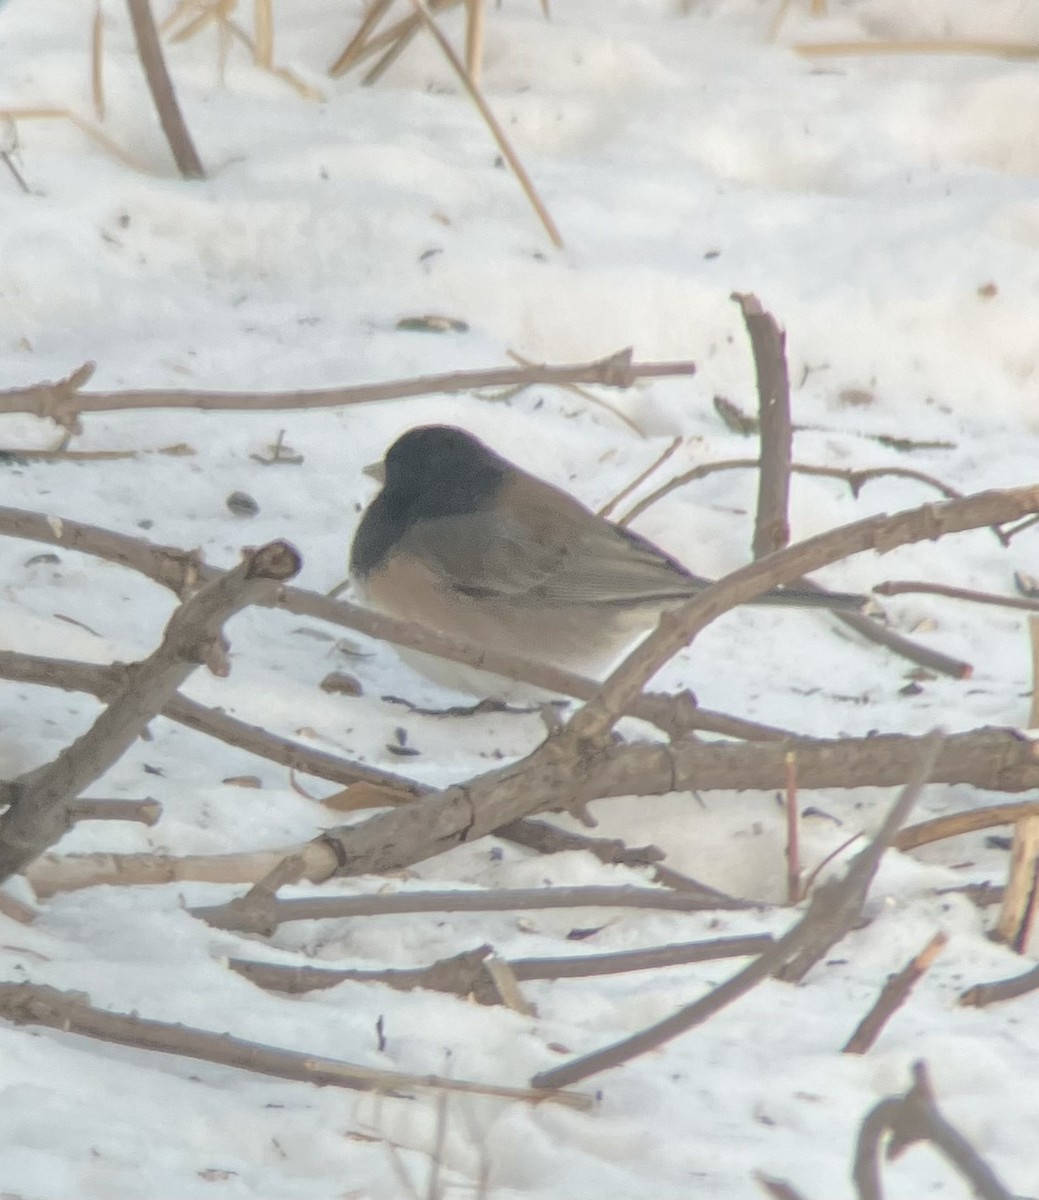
[1,0,1039,1195]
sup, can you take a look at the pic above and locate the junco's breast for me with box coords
[357,547,651,697]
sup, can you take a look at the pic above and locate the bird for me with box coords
[350,425,867,696]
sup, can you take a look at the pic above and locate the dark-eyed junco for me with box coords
[350,425,866,695]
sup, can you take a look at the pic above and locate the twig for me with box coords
[994,814,1039,951]
[876,579,1039,611]
[193,884,746,935]
[405,0,563,248]
[598,438,681,517]
[464,0,485,84]
[506,348,648,438]
[492,819,664,867]
[0,106,153,172]
[785,752,801,904]
[797,38,1039,61]
[330,0,460,77]
[853,1061,1016,1200]
[229,934,774,999]
[530,735,942,1091]
[960,962,1039,1008]
[0,349,693,427]
[0,981,590,1108]
[328,0,396,75]
[735,293,792,560]
[1030,616,1039,728]
[896,800,1039,851]
[68,798,161,825]
[91,1,106,120]
[253,0,273,68]
[791,576,973,680]
[125,0,205,179]
[0,541,300,880]
[842,931,947,1054]
[25,845,322,899]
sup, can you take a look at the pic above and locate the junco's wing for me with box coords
[394,494,706,610]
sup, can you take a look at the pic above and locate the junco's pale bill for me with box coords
[350,425,866,696]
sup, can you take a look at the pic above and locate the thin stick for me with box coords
[464,0,485,84]
[783,573,973,681]
[253,0,273,68]
[734,292,792,560]
[505,348,647,437]
[995,814,1039,951]
[876,579,1039,612]
[960,962,1039,1008]
[362,21,422,84]
[1030,617,1039,728]
[0,981,590,1109]
[328,0,396,76]
[125,0,206,179]
[405,0,564,248]
[784,751,800,904]
[0,107,152,172]
[797,38,1039,61]
[598,438,681,518]
[193,884,745,934]
[229,934,774,997]
[896,801,1039,851]
[842,931,947,1054]
[91,2,106,121]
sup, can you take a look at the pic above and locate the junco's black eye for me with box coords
[349,424,868,699]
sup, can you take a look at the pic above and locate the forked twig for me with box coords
[0,542,300,880]
[853,1061,1016,1200]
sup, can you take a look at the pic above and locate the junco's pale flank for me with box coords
[350,426,866,695]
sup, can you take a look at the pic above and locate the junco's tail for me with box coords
[750,587,868,612]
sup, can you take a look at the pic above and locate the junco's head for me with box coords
[350,425,865,697]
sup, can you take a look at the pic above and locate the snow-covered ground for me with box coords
[2,1,1039,1196]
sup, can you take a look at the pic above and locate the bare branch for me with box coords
[853,1061,1017,1200]
[0,349,692,423]
[529,733,941,1091]
[876,578,1039,611]
[0,981,590,1109]
[0,541,300,880]
[229,934,774,999]
[960,962,1039,1008]
[734,292,792,560]
[194,883,747,936]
